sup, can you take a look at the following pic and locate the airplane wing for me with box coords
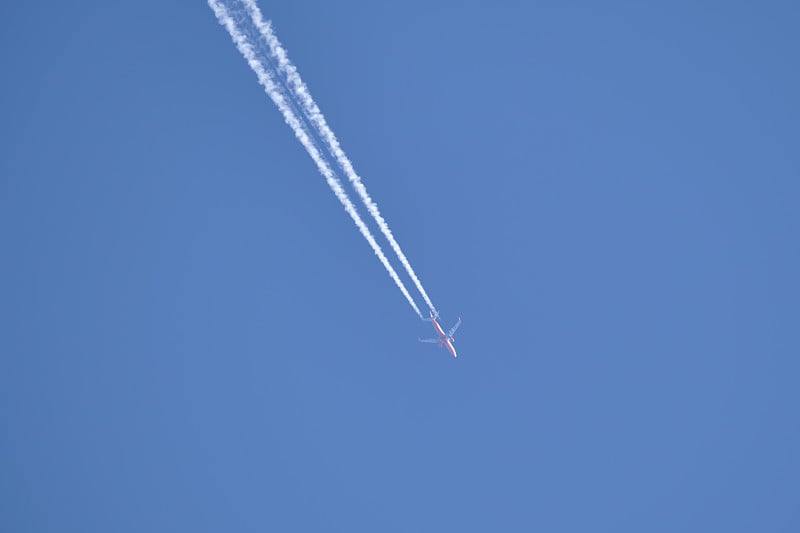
[446,317,462,338]
[418,338,440,344]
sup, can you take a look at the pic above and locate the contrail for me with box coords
[208,0,423,317]
[237,0,438,315]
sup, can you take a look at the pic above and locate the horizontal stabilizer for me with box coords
[422,309,440,322]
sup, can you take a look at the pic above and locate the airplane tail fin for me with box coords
[422,309,440,322]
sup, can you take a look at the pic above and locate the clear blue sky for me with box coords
[2,1,798,531]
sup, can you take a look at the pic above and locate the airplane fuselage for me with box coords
[430,311,457,358]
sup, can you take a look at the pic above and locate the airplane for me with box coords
[418,310,461,358]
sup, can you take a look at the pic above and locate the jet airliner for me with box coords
[418,310,461,358]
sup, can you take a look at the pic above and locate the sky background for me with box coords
[2,1,799,531]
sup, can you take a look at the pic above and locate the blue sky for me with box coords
[2,1,798,531]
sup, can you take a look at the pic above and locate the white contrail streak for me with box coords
[238,0,438,314]
[208,0,423,317]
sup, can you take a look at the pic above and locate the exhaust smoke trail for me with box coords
[237,0,438,315]
[208,0,423,317]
